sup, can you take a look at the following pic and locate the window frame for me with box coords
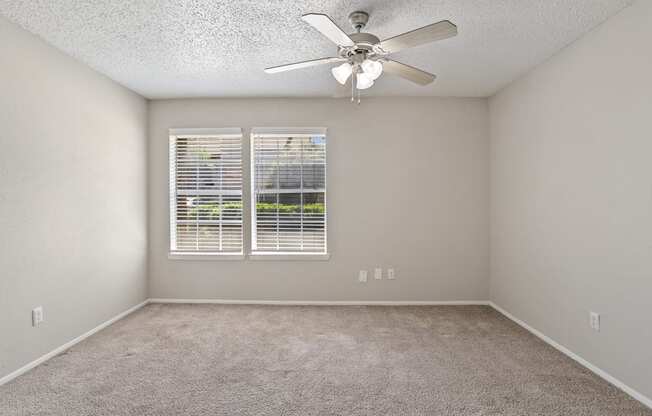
[168,128,245,259]
[249,127,329,260]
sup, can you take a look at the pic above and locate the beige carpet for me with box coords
[1,304,650,415]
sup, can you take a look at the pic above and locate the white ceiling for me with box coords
[0,0,633,99]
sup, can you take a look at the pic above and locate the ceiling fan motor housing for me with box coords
[340,12,383,60]
[339,32,382,62]
[349,32,380,48]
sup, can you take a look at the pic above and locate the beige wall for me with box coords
[149,97,490,301]
[490,0,651,400]
[5,0,649,402]
[0,16,148,378]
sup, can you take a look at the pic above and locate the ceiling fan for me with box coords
[264,11,458,103]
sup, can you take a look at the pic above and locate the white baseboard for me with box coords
[489,302,652,410]
[0,299,149,386]
[148,298,490,306]
[13,298,645,410]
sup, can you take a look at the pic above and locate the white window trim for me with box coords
[169,127,244,256]
[169,127,242,137]
[249,127,329,258]
[168,252,245,261]
[250,127,327,137]
[167,127,330,261]
[248,252,330,261]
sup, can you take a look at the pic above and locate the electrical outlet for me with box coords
[358,270,368,283]
[589,312,600,332]
[387,268,396,280]
[32,306,44,327]
[374,267,382,280]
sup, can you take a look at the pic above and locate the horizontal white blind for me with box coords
[169,130,243,254]
[251,130,327,254]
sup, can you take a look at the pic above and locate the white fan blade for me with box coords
[302,13,355,47]
[383,60,436,85]
[379,20,457,54]
[265,57,345,74]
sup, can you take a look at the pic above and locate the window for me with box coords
[169,128,243,255]
[251,128,327,256]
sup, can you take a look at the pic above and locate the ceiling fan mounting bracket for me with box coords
[348,11,369,32]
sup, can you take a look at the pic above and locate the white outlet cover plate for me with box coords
[387,268,395,279]
[374,268,382,280]
[590,312,600,331]
[358,270,368,283]
[32,306,43,326]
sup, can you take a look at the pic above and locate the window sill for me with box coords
[168,252,245,261]
[167,252,330,261]
[248,252,331,261]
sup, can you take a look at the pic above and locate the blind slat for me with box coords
[251,133,327,254]
[170,133,243,253]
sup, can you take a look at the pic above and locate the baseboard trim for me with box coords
[148,298,490,306]
[488,302,652,409]
[15,298,644,409]
[0,299,149,386]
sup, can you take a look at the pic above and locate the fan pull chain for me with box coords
[351,72,355,102]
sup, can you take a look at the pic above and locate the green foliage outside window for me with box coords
[189,202,324,219]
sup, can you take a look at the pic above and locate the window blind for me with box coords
[251,128,327,254]
[169,128,243,254]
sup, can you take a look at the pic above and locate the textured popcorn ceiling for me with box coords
[0,0,633,98]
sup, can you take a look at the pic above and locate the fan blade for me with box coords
[302,13,355,47]
[383,60,436,85]
[379,20,457,54]
[265,57,345,74]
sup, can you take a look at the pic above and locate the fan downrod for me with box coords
[348,11,369,32]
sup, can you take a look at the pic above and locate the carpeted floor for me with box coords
[1,304,650,415]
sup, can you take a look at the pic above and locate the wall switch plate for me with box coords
[590,312,600,332]
[387,268,396,280]
[358,270,368,283]
[32,306,44,327]
[374,268,382,280]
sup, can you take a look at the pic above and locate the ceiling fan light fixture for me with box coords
[356,72,374,90]
[331,62,353,84]
[361,59,383,80]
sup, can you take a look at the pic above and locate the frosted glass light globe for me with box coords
[331,62,353,85]
[361,59,383,80]
[356,72,374,90]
